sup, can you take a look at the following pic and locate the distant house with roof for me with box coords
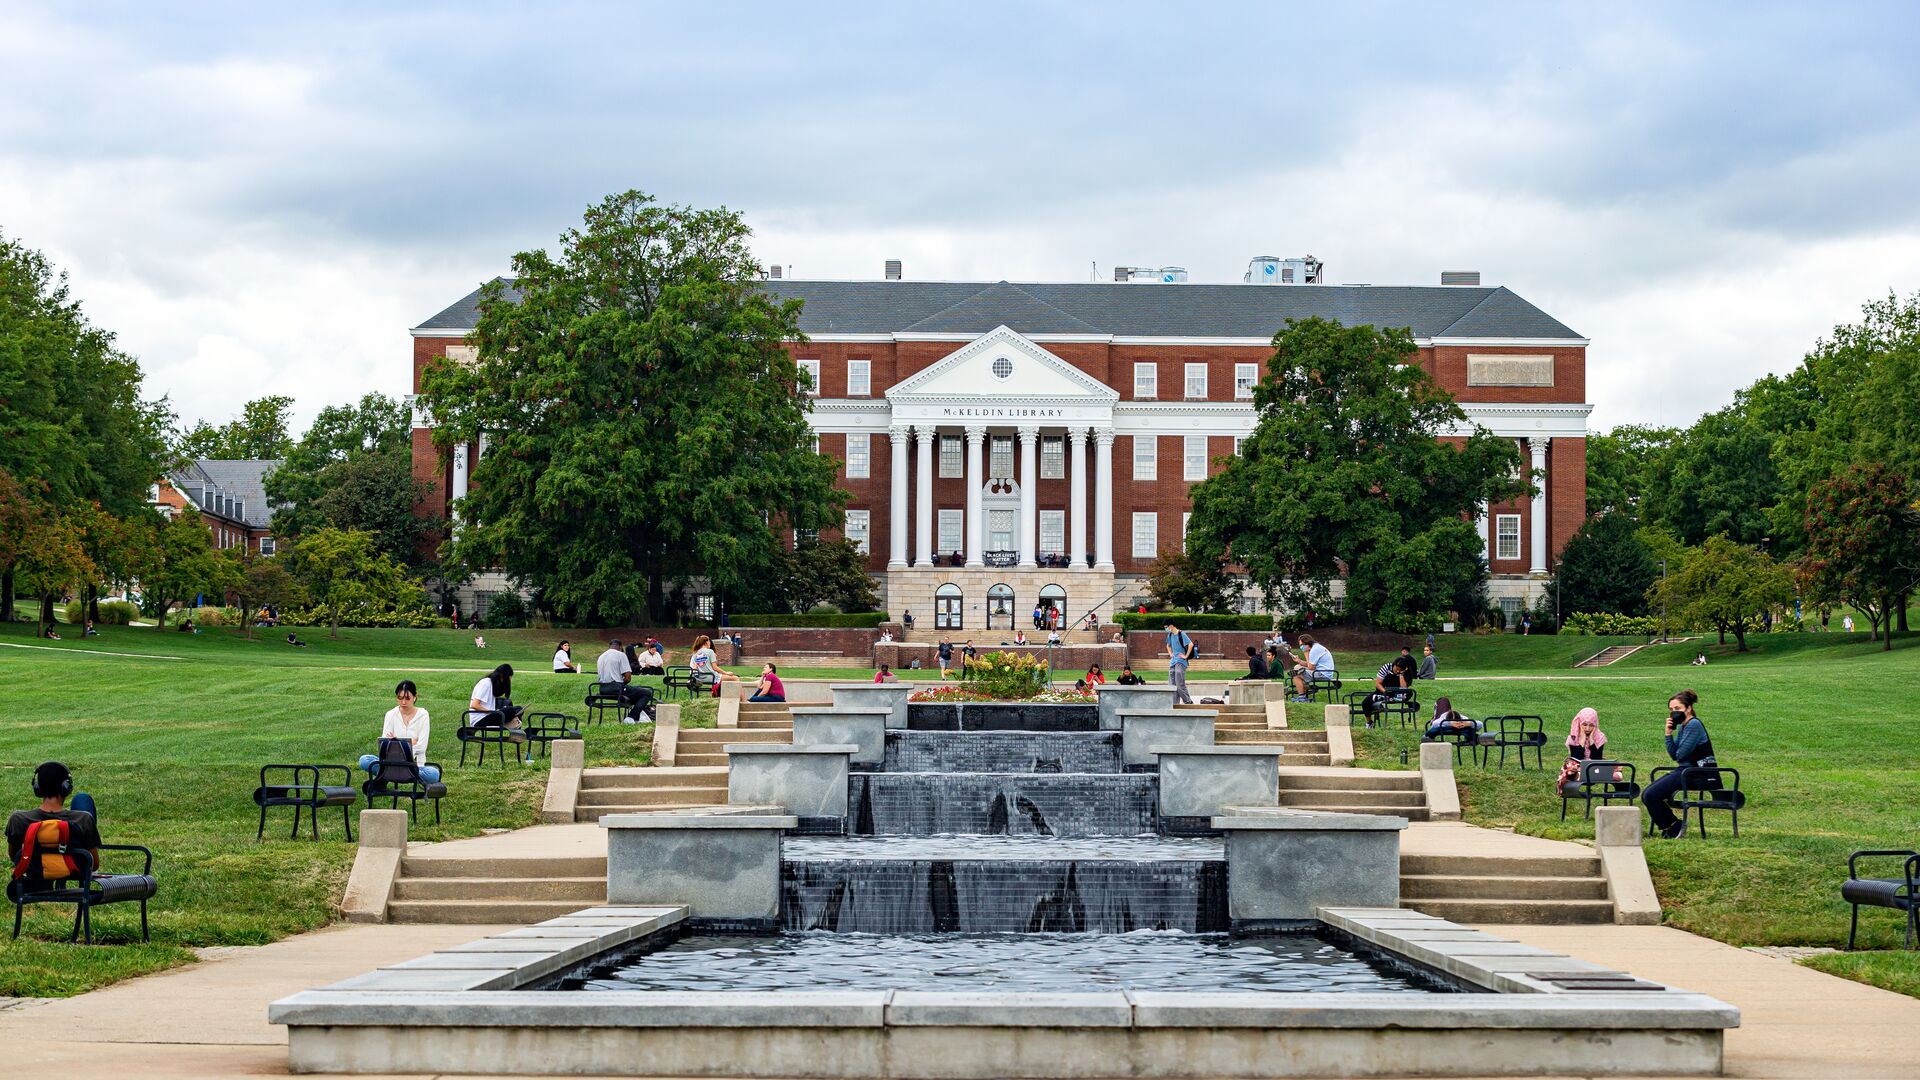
[154,459,282,555]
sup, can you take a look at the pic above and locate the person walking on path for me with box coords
[937,639,954,678]
[1164,620,1196,704]
[1643,689,1718,839]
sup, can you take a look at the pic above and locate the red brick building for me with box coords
[409,262,1589,628]
[153,459,280,554]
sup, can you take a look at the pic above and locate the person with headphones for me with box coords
[7,761,101,869]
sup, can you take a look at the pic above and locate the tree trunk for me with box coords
[645,552,665,625]
[1,567,13,622]
[156,597,169,628]
[1899,592,1911,633]
[242,602,254,640]
[1733,625,1748,652]
[1717,624,1726,645]
[38,593,55,635]
[86,583,99,624]
[1884,594,1896,651]
[330,609,340,639]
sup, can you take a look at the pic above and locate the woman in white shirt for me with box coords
[470,665,528,738]
[688,635,740,695]
[553,640,580,673]
[358,680,442,782]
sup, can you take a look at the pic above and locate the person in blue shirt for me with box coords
[1163,621,1195,704]
[1643,688,1718,839]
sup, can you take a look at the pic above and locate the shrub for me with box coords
[1563,612,1661,637]
[276,605,443,629]
[184,606,239,627]
[727,612,888,628]
[1114,612,1272,632]
[960,651,1049,699]
[480,591,530,629]
[62,599,139,625]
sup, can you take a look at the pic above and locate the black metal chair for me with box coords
[1843,849,1918,950]
[523,711,583,757]
[457,708,530,765]
[251,764,357,840]
[584,682,626,725]
[661,666,696,700]
[1423,724,1485,765]
[7,817,156,944]
[362,738,447,824]
[1306,669,1341,703]
[1647,766,1745,837]
[1560,759,1640,821]
[1483,715,1549,770]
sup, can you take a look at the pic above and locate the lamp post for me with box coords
[1659,559,1668,642]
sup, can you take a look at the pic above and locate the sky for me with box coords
[4,2,1918,436]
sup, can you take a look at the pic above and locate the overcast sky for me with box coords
[4,2,1917,435]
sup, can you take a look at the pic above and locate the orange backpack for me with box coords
[11,818,80,882]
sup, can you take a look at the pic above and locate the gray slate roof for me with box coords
[416,277,1581,340]
[168,459,280,529]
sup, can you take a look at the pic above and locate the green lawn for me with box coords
[1,620,1915,1000]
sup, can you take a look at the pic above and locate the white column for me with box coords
[888,425,910,569]
[964,426,986,567]
[1529,437,1550,575]
[450,443,469,526]
[476,432,490,464]
[915,426,936,568]
[1068,427,1089,569]
[1474,499,1489,566]
[1017,426,1039,568]
[1093,429,1114,571]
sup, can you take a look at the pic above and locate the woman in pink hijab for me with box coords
[1565,708,1608,761]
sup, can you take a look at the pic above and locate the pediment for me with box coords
[887,326,1119,403]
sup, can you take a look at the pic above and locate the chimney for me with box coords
[1441,271,1481,286]
[884,259,902,281]
[768,265,783,280]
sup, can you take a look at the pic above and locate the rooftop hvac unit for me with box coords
[1113,265,1188,283]
[884,260,902,280]
[1440,271,1481,286]
[1244,255,1324,285]
[768,265,783,280]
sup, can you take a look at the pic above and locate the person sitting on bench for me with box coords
[635,642,666,675]
[7,762,101,879]
[1564,707,1608,762]
[748,663,787,702]
[596,639,653,721]
[1289,635,1334,701]
[357,680,442,783]
[1645,689,1718,840]
[1424,696,1479,740]
[469,665,527,739]
[1116,663,1145,685]
[1362,649,1417,720]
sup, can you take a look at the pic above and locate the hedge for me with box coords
[1114,612,1273,632]
[1563,612,1662,637]
[61,599,139,625]
[727,612,888,629]
[277,605,448,629]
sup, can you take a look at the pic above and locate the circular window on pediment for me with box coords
[991,357,1014,380]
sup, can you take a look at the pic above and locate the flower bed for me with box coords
[907,650,1098,705]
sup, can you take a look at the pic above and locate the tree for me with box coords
[1554,513,1659,617]
[1800,464,1920,651]
[1646,536,1792,651]
[782,538,882,614]
[1185,317,1526,628]
[1585,424,1677,519]
[1644,376,1813,548]
[266,393,419,537]
[417,190,842,624]
[175,395,295,461]
[226,550,307,640]
[1145,547,1243,613]
[288,527,423,638]
[14,515,94,634]
[141,511,235,627]
[307,451,439,568]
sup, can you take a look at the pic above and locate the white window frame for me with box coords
[259,536,276,556]
[1183,435,1208,481]
[795,524,818,544]
[1132,512,1159,559]
[987,509,1015,552]
[1234,362,1258,399]
[844,510,870,555]
[1181,512,1191,550]
[797,359,821,396]
[939,435,963,478]
[847,359,870,397]
[990,436,1013,479]
[1040,435,1065,479]
[1133,435,1157,481]
[1134,362,1158,399]
[937,509,964,556]
[1233,436,1245,457]
[1185,362,1208,400]
[1495,514,1522,561]
[1038,510,1065,556]
[845,432,870,479]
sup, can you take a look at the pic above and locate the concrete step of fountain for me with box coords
[1400,853,1599,877]
[673,752,735,768]
[577,768,729,819]
[737,718,797,729]
[392,875,607,901]
[581,766,729,788]
[680,728,790,744]
[1282,771,1421,791]
[386,898,600,924]
[1215,729,1327,744]
[1399,873,1610,901]
[400,855,607,879]
[574,802,729,822]
[1399,897,1616,923]
[1281,789,1427,809]
[578,785,732,807]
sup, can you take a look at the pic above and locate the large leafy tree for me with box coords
[1585,424,1677,519]
[1643,375,1814,548]
[175,395,296,461]
[15,515,94,633]
[267,394,423,539]
[418,190,842,624]
[1186,317,1526,628]
[1799,464,1920,651]
[287,527,424,638]
[1145,548,1243,614]
[139,510,235,627]
[1646,535,1792,651]
[1554,512,1659,617]
[225,549,308,640]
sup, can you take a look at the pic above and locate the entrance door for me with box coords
[935,583,964,630]
[987,583,1014,629]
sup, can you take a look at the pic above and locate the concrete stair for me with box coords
[1575,644,1645,668]
[1198,705,1335,766]
[1398,853,1614,924]
[1278,770,1430,820]
[573,766,729,821]
[675,727,790,767]
[386,854,610,924]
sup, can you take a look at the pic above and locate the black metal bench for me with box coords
[1560,759,1640,821]
[252,764,357,841]
[661,666,697,700]
[584,682,627,725]
[7,811,156,944]
[1647,766,1745,837]
[1843,849,1917,950]
[1305,669,1342,703]
[457,709,530,766]
[523,711,583,757]
[1423,724,1485,765]
[362,739,447,824]
[1482,715,1549,770]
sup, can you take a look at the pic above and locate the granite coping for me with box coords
[599,813,798,829]
[1150,745,1285,756]
[1114,708,1217,718]
[1214,807,1408,831]
[789,707,893,716]
[724,743,859,754]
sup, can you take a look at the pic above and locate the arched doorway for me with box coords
[987,583,1014,629]
[935,583,964,630]
[1038,583,1066,632]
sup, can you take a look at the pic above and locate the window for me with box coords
[847,359,870,396]
[939,435,962,478]
[1233,436,1245,457]
[990,436,1013,479]
[1182,512,1191,550]
[988,509,1015,552]
[1039,510,1065,556]
[1134,362,1158,399]
[938,509,964,556]
[1495,514,1521,560]
[1235,363,1258,399]
[1133,435,1157,481]
[1281,266,1294,283]
[811,433,821,455]
[844,510,870,555]
[1040,436,1065,479]
[1132,512,1159,559]
[694,594,715,619]
[259,536,276,556]
[1184,435,1208,481]
[795,525,818,544]
[846,433,870,479]
[797,359,821,396]
[1185,362,1208,400]
[1498,596,1525,626]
